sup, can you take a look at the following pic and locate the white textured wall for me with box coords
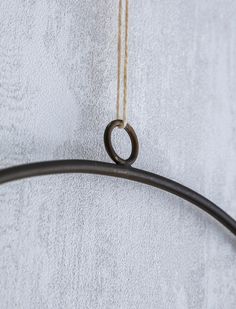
[0,1,236,308]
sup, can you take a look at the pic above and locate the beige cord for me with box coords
[116,0,129,128]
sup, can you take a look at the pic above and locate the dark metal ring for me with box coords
[104,120,139,166]
[0,160,235,236]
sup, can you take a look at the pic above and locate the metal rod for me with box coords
[0,160,235,236]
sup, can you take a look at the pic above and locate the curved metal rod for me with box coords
[0,160,235,236]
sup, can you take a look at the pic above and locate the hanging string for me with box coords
[116,0,129,128]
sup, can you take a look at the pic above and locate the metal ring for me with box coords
[104,120,139,166]
[0,160,235,236]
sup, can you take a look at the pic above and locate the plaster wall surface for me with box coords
[0,1,236,308]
